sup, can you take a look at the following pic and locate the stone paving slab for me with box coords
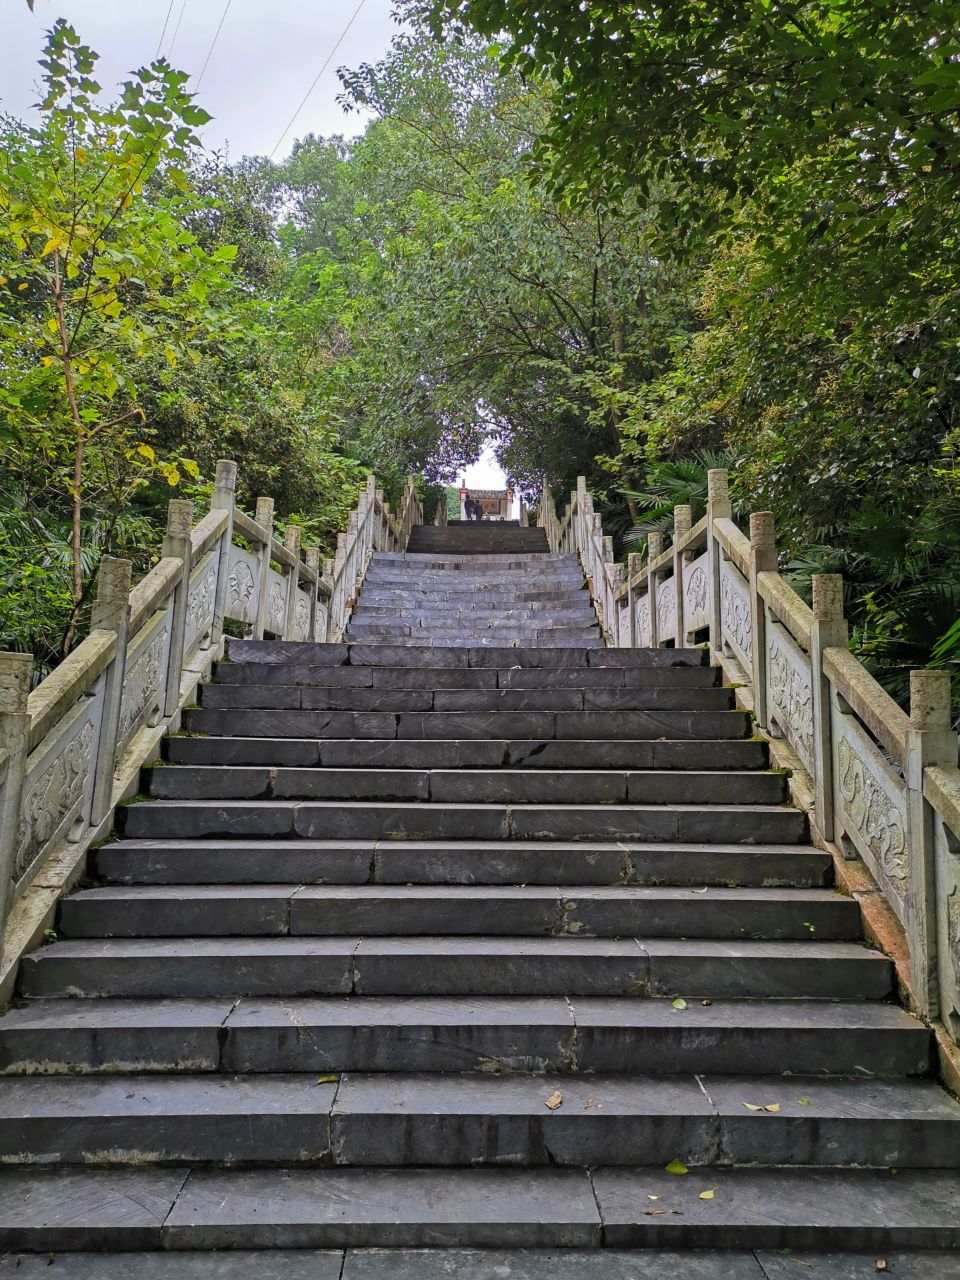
[221,996,577,1074]
[0,998,233,1074]
[162,1167,602,1248]
[340,1251,768,1280]
[569,997,929,1076]
[0,1168,187,1249]
[590,1166,960,1249]
[0,1254,344,1278]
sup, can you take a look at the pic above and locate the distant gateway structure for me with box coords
[458,483,514,521]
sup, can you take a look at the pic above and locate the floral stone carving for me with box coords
[187,566,218,641]
[119,630,165,744]
[228,561,256,617]
[267,581,286,633]
[686,566,708,616]
[721,572,752,660]
[15,720,95,882]
[837,735,907,890]
[768,641,814,762]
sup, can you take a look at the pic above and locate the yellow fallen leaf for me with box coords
[544,1090,563,1110]
[875,1262,887,1273]
[647,1194,660,1201]
[314,1074,338,1084]
[743,1103,762,1111]
[763,1103,781,1113]
[665,1159,688,1175]
[699,1187,718,1200]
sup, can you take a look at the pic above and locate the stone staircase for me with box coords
[0,522,959,1274]
[345,530,601,647]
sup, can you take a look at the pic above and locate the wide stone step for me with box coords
[210,663,721,689]
[94,838,832,888]
[59,884,858,940]
[19,936,890,999]
[223,640,708,668]
[353,606,597,623]
[0,1165,956,1250]
[198,685,735,712]
[165,736,768,771]
[344,625,601,644]
[9,1253,955,1280]
[373,550,571,564]
[116,798,806,843]
[359,588,592,605]
[144,765,786,806]
[1,1072,956,1168]
[183,707,750,740]
[342,633,607,649]
[0,996,928,1076]
[360,572,585,589]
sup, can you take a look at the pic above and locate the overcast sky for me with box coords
[3,0,508,490]
[3,0,402,160]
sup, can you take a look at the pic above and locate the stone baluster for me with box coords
[810,574,847,843]
[673,504,692,646]
[252,497,275,641]
[162,499,194,717]
[706,469,732,658]
[304,547,321,640]
[0,652,33,930]
[208,459,237,650]
[647,532,664,648]
[905,669,957,1018]
[282,525,302,641]
[90,557,133,826]
[626,552,643,647]
[748,512,777,731]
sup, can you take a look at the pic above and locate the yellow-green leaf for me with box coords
[699,1187,718,1200]
[665,1159,688,1175]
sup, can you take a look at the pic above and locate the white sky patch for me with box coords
[2,0,401,159]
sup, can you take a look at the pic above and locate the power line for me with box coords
[196,0,233,89]
[156,0,176,57]
[269,0,367,160]
[167,0,188,59]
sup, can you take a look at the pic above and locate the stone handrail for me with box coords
[541,468,960,1047]
[0,462,415,992]
[538,477,625,645]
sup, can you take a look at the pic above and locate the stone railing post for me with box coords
[209,459,237,650]
[162,498,194,718]
[0,653,33,930]
[626,552,643,647]
[253,497,275,641]
[304,547,321,639]
[706,469,732,658]
[647,532,664,648]
[748,512,777,730]
[282,525,302,640]
[673,504,692,646]
[90,557,132,826]
[810,574,847,842]
[905,669,956,1017]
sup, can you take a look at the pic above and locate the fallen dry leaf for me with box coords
[665,1158,688,1175]
[691,886,709,894]
[643,1208,666,1216]
[647,1195,660,1201]
[544,1090,563,1111]
[699,1187,718,1200]
[701,998,712,1006]
[875,1262,888,1273]
[743,1102,780,1113]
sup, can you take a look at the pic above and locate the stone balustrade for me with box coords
[541,468,960,1047]
[0,463,418,991]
